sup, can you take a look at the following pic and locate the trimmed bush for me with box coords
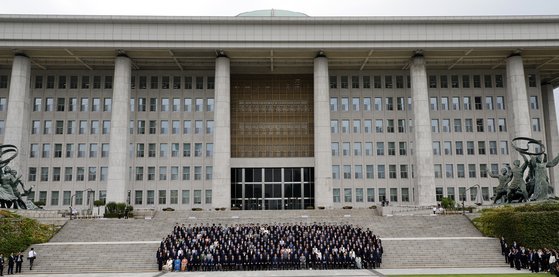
[342,206,353,209]
[0,210,56,254]
[192,207,203,211]
[104,202,134,218]
[440,197,455,209]
[473,201,559,249]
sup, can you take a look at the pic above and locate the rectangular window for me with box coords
[181,190,190,204]
[344,188,352,202]
[135,190,143,205]
[194,190,202,204]
[147,190,154,205]
[158,190,166,205]
[170,190,178,205]
[333,188,340,203]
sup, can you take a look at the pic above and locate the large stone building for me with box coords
[1,10,559,210]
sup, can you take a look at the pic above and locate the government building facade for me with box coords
[1,11,559,210]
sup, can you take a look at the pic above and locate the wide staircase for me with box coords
[26,209,505,273]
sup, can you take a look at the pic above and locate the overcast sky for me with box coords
[2,0,559,16]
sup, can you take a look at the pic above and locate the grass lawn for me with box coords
[389,273,540,277]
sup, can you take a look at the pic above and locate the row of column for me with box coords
[3,53,558,208]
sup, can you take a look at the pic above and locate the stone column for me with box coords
[106,55,132,203]
[410,54,436,206]
[506,54,532,141]
[314,55,333,208]
[542,83,559,197]
[4,54,31,173]
[212,55,231,209]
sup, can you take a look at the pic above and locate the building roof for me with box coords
[237,9,309,17]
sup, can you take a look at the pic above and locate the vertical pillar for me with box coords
[212,55,231,209]
[410,54,436,206]
[506,54,532,141]
[4,54,32,172]
[542,83,559,197]
[106,55,131,203]
[314,54,333,208]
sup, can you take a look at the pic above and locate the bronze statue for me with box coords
[0,145,35,209]
[507,157,529,203]
[527,153,559,201]
[489,166,512,204]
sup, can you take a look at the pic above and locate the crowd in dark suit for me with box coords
[500,237,558,275]
[156,222,383,272]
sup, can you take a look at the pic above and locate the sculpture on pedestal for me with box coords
[0,144,36,209]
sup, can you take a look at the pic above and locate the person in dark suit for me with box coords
[156,248,163,271]
[0,253,4,276]
[7,254,14,275]
[14,253,23,274]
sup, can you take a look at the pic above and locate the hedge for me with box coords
[473,201,559,249]
[0,210,56,254]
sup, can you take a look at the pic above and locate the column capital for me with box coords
[315,50,327,59]
[216,49,228,58]
[507,50,522,59]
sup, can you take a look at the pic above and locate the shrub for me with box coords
[162,207,175,211]
[192,208,203,211]
[369,205,377,209]
[317,206,325,210]
[440,197,455,209]
[93,200,105,207]
[104,202,134,218]
[473,201,559,249]
[342,206,353,209]
[0,210,56,254]
[33,200,46,207]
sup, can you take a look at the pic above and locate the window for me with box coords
[356,188,363,202]
[442,119,450,133]
[351,76,360,88]
[467,141,475,155]
[42,143,50,158]
[485,96,493,110]
[363,76,370,88]
[352,97,360,111]
[489,141,497,155]
[145,190,155,205]
[43,120,52,134]
[159,166,167,181]
[195,120,203,134]
[399,142,407,156]
[329,76,337,89]
[377,165,385,179]
[50,191,59,206]
[135,191,143,205]
[433,141,441,155]
[429,75,437,88]
[341,120,349,133]
[28,167,37,181]
[206,120,214,134]
[390,188,398,202]
[149,98,157,112]
[80,98,89,112]
[194,166,202,180]
[431,119,439,133]
[343,165,351,179]
[528,74,537,87]
[158,190,167,205]
[205,166,213,180]
[445,164,454,178]
[440,75,448,88]
[363,98,371,111]
[487,118,495,132]
[496,75,504,88]
[496,96,505,110]
[478,141,486,155]
[468,164,476,178]
[181,190,190,204]
[366,165,374,179]
[532,118,541,132]
[476,119,484,132]
[484,75,492,88]
[530,96,539,110]
[376,142,385,156]
[456,141,463,155]
[34,75,43,89]
[355,165,363,179]
[480,164,488,177]
[386,97,393,110]
[182,167,190,180]
[90,120,99,134]
[387,120,394,133]
[135,167,144,181]
[379,188,386,202]
[444,141,452,155]
[498,118,507,132]
[441,97,449,110]
[332,165,340,179]
[333,188,340,203]
[374,97,382,111]
[452,97,460,110]
[194,190,202,204]
[331,143,339,156]
[500,141,509,155]
[451,75,459,88]
[462,75,470,88]
[387,142,395,156]
[400,165,408,179]
[88,167,96,181]
[434,164,442,178]
[463,97,471,110]
[40,167,49,181]
[160,143,168,158]
[389,164,397,179]
[385,76,393,88]
[344,188,352,202]
[341,97,349,111]
[397,97,405,111]
[375,119,383,133]
[147,167,155,181]
[205,190,212,204]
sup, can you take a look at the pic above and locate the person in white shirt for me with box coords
[27,248,37,270]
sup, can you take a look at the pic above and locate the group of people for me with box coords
[500,237,558,275]
[156,222,383,272]
[0,248,37,275]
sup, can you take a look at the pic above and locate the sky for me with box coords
[2,0,559,17]
[2,0,559,118]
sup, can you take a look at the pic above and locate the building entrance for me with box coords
[231,168,314,210]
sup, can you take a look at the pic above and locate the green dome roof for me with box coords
[237,9,309,17]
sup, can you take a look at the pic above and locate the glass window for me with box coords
[333,188,340,203]
[194,190,202,204]
[344,188,352,202]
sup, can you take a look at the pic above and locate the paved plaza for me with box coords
[19,267,529,276]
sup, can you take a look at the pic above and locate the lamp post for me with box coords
[463,184,481,214]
